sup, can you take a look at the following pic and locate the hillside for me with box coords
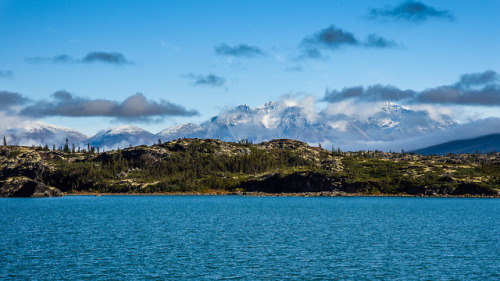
[1,138,499,197]
[413,134,500,155]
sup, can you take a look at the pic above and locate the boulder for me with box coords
[0,177,63,197]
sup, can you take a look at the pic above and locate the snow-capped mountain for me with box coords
[158,101,456,144]
[4,121,88,146]
[348,103,456,141]
[87,125,156,149]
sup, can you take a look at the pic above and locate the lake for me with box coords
[0,196,498,280]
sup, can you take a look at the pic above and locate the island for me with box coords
[1,138,499,197]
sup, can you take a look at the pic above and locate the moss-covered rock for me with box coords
[0,177,63,197]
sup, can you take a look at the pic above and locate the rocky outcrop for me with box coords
[452,182,499,196]
[240,172,356,193]
[0,177,63,197]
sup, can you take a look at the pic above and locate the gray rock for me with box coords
[0,177,63,197]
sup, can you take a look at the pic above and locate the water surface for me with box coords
[0,196,498,280]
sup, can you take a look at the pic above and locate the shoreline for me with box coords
[65,191,500,198]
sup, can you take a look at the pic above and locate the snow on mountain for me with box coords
[87,125,156,150]
[157,123,204,141]
[4,121,88,146]
[158,101,456,144]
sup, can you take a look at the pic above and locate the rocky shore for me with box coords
[62,191,498,198]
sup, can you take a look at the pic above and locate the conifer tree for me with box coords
[3,136,6,146]
[63,138,70,154]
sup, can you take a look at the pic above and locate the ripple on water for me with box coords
[0,196,498,280]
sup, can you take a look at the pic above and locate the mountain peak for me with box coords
[12,120,84,134]
[100,125,150,135]
[5,121,88,146]
[236,105,251,111]
[380,102,406,114]
[158,123,202,137]
[257,101,278,110]
[88,125,155,149]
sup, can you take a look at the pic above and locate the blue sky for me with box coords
[1,0,499,136]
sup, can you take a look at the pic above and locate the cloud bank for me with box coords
[301,25,398,59]
[26,52,133,65]
[215,44,265,58]
[19,91,198,122]
[0,91,30,110]
[369,1,455,23]
[324,70,500,106]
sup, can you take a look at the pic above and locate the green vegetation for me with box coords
[0,138,499,196]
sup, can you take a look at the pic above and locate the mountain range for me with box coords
[2,101,468,151]
[158,101,456,144]
[412,134,500,155]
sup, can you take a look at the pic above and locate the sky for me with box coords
[1,0,499,137]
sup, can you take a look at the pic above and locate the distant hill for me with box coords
[412,134,500,155]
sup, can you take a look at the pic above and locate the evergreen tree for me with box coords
[3,136,6,146]
[63,138,70,154]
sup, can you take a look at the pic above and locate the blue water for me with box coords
[0,196,498,280]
